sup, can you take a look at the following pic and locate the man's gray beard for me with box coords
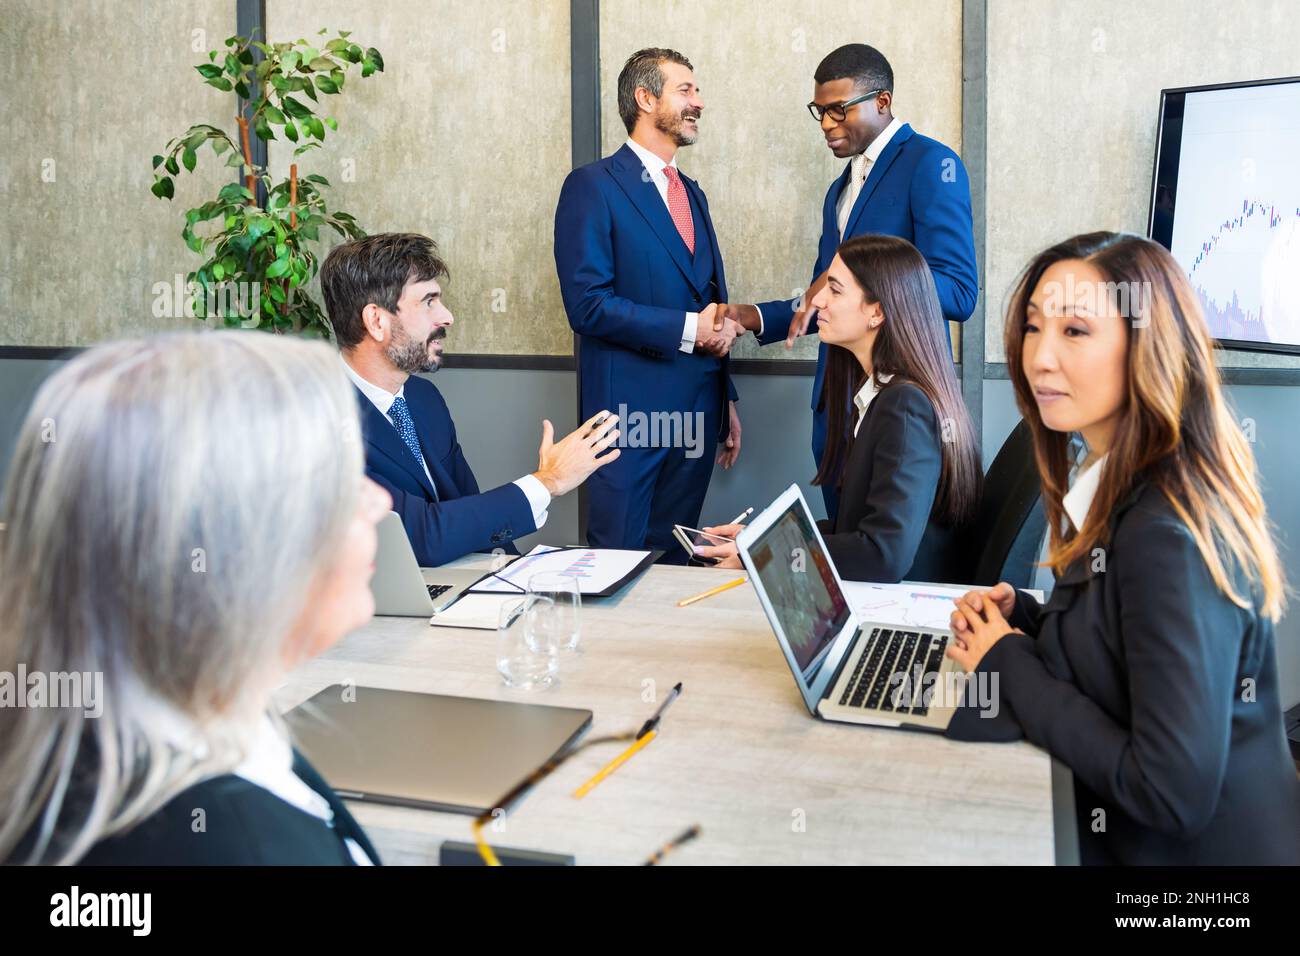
[655,109,698,147]
[388,325,438,374]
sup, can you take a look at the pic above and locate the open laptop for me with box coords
[735,484,965,733]
[370,511,482,617]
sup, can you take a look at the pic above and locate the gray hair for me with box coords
[616,47,694,133]
[0,331,364,864]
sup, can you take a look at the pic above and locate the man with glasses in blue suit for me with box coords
[721,44,978,521]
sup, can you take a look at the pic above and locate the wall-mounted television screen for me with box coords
[1149,75,1300,355]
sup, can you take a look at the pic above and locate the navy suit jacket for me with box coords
[756,124,978,409]
[555,143,736,439]
[355,376,534,567]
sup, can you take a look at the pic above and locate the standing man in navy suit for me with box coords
[555,48,746,558]
[321,233,621,567]
[721,45,978,520]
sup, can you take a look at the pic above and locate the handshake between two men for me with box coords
[691,273,832,356]
[691,302,760,357]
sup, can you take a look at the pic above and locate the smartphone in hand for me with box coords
[672,525,733,563]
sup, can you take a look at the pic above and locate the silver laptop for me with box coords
[371,511,481,617]
[735,484,965,732]
[286,685,592,815]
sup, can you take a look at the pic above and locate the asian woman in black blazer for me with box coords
[698,235,981,584]
[945,232,1300,864]
[0,332,393,865]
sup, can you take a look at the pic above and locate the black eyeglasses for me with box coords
[807,89,884,123]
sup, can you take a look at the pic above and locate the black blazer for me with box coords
[76,750,381,866]
[947,482,1300,864]
[818,381,958,583]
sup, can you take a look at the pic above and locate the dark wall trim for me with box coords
[730,358,818,377]
[983,361,1300,386]
[0,346,85,361]
[570,0,602,543]
[236,0,269,207]
[0,344,576,372]
[960,0,987,443]
[443,353,575,372]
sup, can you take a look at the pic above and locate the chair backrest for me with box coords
[962,419,1047,590]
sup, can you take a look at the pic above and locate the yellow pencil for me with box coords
[677,576,747,607]
[572,729,658,799]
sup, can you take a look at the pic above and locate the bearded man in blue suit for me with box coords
[721,44,978,521]
[554,48,747,559]
[321,233,621,567]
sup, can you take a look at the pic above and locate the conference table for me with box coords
[273,555,1071,865]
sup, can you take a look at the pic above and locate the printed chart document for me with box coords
[840,581,1045,631]
[467,545,655,597]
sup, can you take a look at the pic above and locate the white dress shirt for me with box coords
[836,115,904,236]
[852,372,894,437]
[755,116,906,338]
[624,137,699,354]
[235,715,375,865]
[343,359,550,529]
[1063,452,1108,532]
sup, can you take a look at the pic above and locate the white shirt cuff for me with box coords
[513,474,552,530]
[680,312,697,353]
[754,303,766,338]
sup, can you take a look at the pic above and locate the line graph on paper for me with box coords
[841,582,972,631]
[1169,83,1300,348]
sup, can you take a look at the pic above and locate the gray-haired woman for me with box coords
[0,331,392,864]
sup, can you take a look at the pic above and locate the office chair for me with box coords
[961,419,1047,591]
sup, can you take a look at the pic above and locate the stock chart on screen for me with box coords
[1152,77,1300,354]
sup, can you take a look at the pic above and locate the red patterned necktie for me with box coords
[662,165,696,254]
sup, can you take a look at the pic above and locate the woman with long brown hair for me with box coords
[699,234,981,582]
[946,231,1300,864]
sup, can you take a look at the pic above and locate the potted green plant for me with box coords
[151,29,383,336]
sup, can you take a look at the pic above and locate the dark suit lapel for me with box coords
[844,124,913,238]
[608,145,696,286]
[819,164,851,267]
[354,387,439,500]
[683,174,723,294]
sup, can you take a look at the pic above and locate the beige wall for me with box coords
[598,0,964,361]
[266,0,573,356]
[0,0,237,346]
[985,0,1300,368]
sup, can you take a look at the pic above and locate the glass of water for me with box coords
[527,572,582,653]
[497,594,559,689]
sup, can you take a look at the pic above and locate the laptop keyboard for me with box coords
[837,628,949,716]
[426,583,453,601]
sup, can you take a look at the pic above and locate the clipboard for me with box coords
[464,546,663,598]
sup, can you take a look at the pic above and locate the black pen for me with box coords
[637,682,682,739]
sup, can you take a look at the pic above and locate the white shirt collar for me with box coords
[861,116,904,166]
[852,372,893,436]
[625,137,678,179]
[1063,453,1108,531]
[342,357,405,417]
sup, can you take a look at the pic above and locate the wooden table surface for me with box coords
[273,556,1058,865]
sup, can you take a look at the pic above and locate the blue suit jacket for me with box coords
[555,143,736,438]
[756,124,978,409]
[355,377,534,567]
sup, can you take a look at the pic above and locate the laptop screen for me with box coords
[746,500,850,676]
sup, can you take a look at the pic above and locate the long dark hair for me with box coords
[1005,231,1285,618]
[814,235,981,527]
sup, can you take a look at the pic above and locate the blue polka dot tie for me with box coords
[388,395,427,472]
